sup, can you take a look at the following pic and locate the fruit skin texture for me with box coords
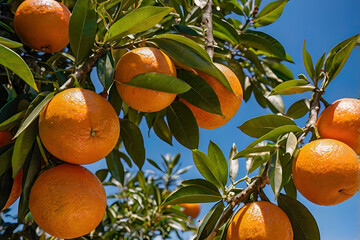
[182,63,243,129]
[316,98,360,154]
[179,203,201,219]
[226,201,293,240]
[29,164,107,239]
[114,47,177,112]
[39,88,120,165]
[0,130,13,148]
[292,139,360,206]
[14,0,71,53]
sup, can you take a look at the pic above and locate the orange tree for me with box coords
[0,0,359,239]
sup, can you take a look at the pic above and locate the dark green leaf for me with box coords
[270,80,315,95]
[286,99,310,119]
[192,150,221,189]
[166,102,199,149]
[106,150,124,184]
[122,72,191,94]
[239,114,296,138]
[233,145,276,159]
[262,59,294,81]
[0,146,13,177]
[147,158,164,173]
[0,44,38,92]
[120,119,145,169]
[278,194,320,240]
[0,36,22,48]
[244,48,265,74]
[97,51,115,90]
[197,201,225,240]
[208,141,228,188]
[153,117,173,146]
[314,51,326,81]
[96,169,109,182]
[162,185,222,205]
[253,0,288,27]
[213,15,240,45]
[108,84,122,115]
[173,24,199,37]
[302,40,314,80]
[105,7,173,42]
[284,178,297,199]
[0,111,25,131]
[181,179,220,193]
[69,0,97,61]
[0,168,13,210]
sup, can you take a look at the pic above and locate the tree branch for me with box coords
[202,0,215,60]
[59,47,107,90]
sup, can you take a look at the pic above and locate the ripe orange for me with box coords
[0,130,13,148]
[39,88,120,165]
[14,0,71,53]
[316,98,360,154]
[179,203,201,219]
[1,169,23,211]
[181,63,243,129]
[292,139,360,206]
[114,47,177,112]
[226,201,293,240]
[29,164,107,239]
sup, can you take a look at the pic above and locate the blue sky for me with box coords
[4,0,360,239]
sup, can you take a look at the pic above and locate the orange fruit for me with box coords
[0,130,13,148]
[179,203,201,219]
[39,88,120,165]
[1,169,23,211]
[14,0,71,53]
[181,63,243,129]
[114,47,177,112]
[226,201,293,240]
[292,139,360,206]
[29,164,107,239]
[316,98,360,154]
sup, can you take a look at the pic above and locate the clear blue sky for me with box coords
[5,0,360,239]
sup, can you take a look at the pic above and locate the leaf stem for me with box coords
[202,0,215,60]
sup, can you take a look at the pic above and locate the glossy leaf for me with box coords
[284,178,297,199]
[286,132,298,156]
[314,51,326,81]
[96,169,109,182]
[97,51,115,90]
[153,117,173,146]
[269,151,282,200]
[108,84,122,116]
[208,141,228,188]
[69,0,97,61]
[0,36,22,48]
[0,111,25,131]
[166,102,199,150]
[253,0,288,27]
[122,72,191,94]
[228,143,239,183]
[233,145,276,159]
[239,114,296,138]
[181,179,220,193]
[106,150,124,184]
[105,7,173,42]
[120,119,145,169]
[270,80,315,95]
[213,15,240,45]
[192,150,221,189]
[0,44,38,92]
[178,70,222,115]
[278,194,320,240]
[286,99,310,119]
[302,40,315,80]
[263,60,294,81]
[197,201,225,239]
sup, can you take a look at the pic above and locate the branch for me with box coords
[59,47,107,90]
[202,0,215,60]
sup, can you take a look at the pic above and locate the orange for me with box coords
[14,0,71,53]
[181,63,243,129]
[0,130,13,148]
[114,47,177,112]
[39,88,120,165]
[316,98,360,154]
[1,169,23,211]
[29,164,107,239]
[179,203,201,219]
[226,201,293,240]
[292,139,360,206]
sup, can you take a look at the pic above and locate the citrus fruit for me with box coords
[179,203,201,219]
[14,0,71,53]
[316,98,360,154]
[114,47,177,112]
[226,201,293,240]
[39,88,120,165]
[181,63,243,129]
[0,130,13,148]
[292,139,360,206]
[29,164,107,239]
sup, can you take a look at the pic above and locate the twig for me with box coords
[202,0,215,60]
[59,47,107,90]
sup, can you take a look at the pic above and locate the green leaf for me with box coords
[246,125,303,148]
[166,102,199,150]
[270,80,315,95]
[97,51,115,91]
[208,141,228,188]
[286,132,298,156]
[173,24,199,37]
[122,72,191,94]
[228,143,239,183]
[13,92,56,139]
[11,121,37,177]
[233,145,276,159]
[106,150,124,184]
[278,194,320,240]
[269,151,282,200]
[239,114,296,138]
[302,40,315,81]
[162,185,222,205]
[120,119,145,169]
[0,111,25,132]
[197,201,225,240]
[314,51,326,81]
[192,150,221,189]
[0,168,13,211]
[239,30,286,59]
[95,169,109,182]
[69,0,97,61]
[286,99,310,119]
[213,15,240,45]
[244,48,265,73]
[0,44,38,92]
[181,179,220,193]
[253,0,288,27]
[0,36,22,48]
[284,178,297,199]
[108,83,122,115]
[153,117,173,146]
[105,7,173,42]
[324,34,360,82]
[262,59,294,81]
[0,146,14,178]
[178,70,222,115]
